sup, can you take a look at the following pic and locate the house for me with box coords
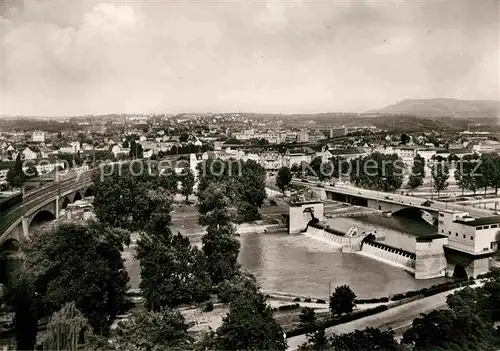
[31,131,45,143]
[22,147,38,160]
[38,146,54,159]
[472,140,500,154]
[143,149,154,159]
[111,145,130,157]
[70,141,81,153]
[58,146,75,154]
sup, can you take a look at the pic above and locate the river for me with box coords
[123,213,449,299]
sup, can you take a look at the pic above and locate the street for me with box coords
[286,282,482,350]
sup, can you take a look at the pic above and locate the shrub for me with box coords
[316,299,326,304]
[286,305,389,338]
[293,297,301,302]
[275,303,300,312]
[204,301,214,312]
[304,298,312,303]
[355,297,389,304]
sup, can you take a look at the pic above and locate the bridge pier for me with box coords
[55,196,60,220]
[21,217,28,238]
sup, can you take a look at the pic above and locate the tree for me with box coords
[430,158,449,198]
[179,132,189,143]
[330,327,399,351]
[350,153,404,191]
[17,221,130,334]
[290,163,304,178]
[129,140,144,159]
[92,163,175,231]
[7,153,25,188]
[40,302,107,351]
[400,133,410,145]
[408,154,425,189]
[235,160,267,222]
[276,166,292,193]
[11,275,38,350]
[202,224,240,286]
[137,231,212,310]
[180,168,195,202]
[478,154,500,196]
[217,271,259,303]
[297,307,328,350]
[214,292,287,351]
[113,309,194,351]
[309,157,322,178]
[329,285,356,316]
[299,307,316,328]
[198,183,240,285]
[122,140,129,148]
[402,309,497,351]
[455,154,480,195]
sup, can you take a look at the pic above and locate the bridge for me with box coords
[0,170,94,249]
[291,179,494,219]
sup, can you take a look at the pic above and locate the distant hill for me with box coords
[365,98,499,118]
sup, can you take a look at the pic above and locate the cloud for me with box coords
[0,0,498,116]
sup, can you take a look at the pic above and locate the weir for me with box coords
[304,222,365,253]
[358,240,416,272]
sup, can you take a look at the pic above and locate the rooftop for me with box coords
[454,215,500,227]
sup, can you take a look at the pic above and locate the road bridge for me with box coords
[291,179,493,219]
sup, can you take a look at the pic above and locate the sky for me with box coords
[0,0,499,116]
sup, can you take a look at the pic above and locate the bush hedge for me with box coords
[273,303,300,312]
[316,299,326,304]
[293,297,301,302]
[286,305,389,338]
[391,279,472,301]
[355,297,389,304]
[304,298,312,303]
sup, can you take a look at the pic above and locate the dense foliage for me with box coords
[349,153,405,191]
[11,221,129,349]
[113,309,194,351]
[197,158,266,223]
[214,290,287,351]
[408,154,425,189]
[92,162,178,230]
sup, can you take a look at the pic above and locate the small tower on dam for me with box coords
[289,201,325,234]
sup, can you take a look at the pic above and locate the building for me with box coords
[472,140,500,154]
[438,210,500,254]
[298,130,309,143]
[22,147,38,160]
[38,146,54,159]
[31,131,45,143]
[111,145,130,157]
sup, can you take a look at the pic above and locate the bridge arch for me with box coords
[73,191,83,202]
[391,207,422,218]
[84,186,95,198]
[62,196,71,209]
[29,209,56,230]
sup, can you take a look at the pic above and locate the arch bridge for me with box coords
[0,171,94,248]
